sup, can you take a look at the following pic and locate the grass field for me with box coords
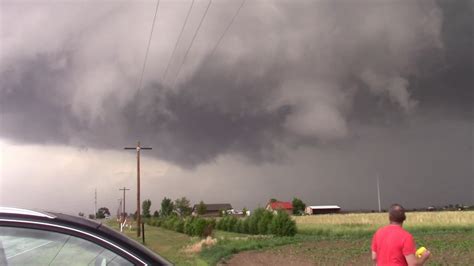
[106,211,474,265]
[296,211,474,227]
[295,211,474,238]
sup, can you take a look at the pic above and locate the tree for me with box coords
[197,201,207,215]
[292,197,306,215]
[269,210,297,236]
[153,210,159,218]
[96,207,110,219]
[160,197,175,217]
[242,207,248,216]
[142,199,152,218]
[175,197,192,217]
[269,198,278,203]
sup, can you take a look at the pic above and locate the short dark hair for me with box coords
[389,204,406,223]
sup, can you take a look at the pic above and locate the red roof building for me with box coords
[266,201,293,215]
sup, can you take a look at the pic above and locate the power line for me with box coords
[171,0,213,88]
[208,0,246,58]
[162,0,196,83]
[136,0,161,96]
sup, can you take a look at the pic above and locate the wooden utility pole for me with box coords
[94,188,97,218]
[119,187,130,223]
[117,199,122,219]
[124,141,152,237]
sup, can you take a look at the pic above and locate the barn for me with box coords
[305,205,341,215]
[266,201,293,215]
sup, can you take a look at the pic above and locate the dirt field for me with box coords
[221,239,371,265]
[222,232,474,265]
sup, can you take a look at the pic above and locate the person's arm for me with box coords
[405,250,431,266]
[402,234,430,266]
[371,232,378,265]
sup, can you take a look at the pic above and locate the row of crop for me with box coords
[216,208,296,236]
[147,216,215,237]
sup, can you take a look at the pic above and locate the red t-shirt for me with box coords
[371,224,416,266]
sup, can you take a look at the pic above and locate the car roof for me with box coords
[0,207,56,218]
[0,207,104,231]
[0,207,171,265]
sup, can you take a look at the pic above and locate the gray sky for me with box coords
[0,0,472,215]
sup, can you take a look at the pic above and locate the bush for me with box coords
[155,218,163,227]
[234,219,243,233]
[184,217,195,235]
[149,209,295,238]
[193,218,209,237]
[218,216,236,232]
[174,219,185,233]
[147,215,214,238]
[216,216,226,230]
[242,218,249,234]
[269,210,297,236]
[209,218,217,231]
[216,218,222,230]
[214,208,294,237]
[163,216,177,230]
[218,216,227,231]
[228,216,238,232]
[257,211,274,234]
[248,208,265,234]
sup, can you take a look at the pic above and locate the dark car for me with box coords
[0,207,171,265]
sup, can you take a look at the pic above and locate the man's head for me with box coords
[389,204,406,224]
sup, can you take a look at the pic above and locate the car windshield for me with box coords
[0,226,132,266]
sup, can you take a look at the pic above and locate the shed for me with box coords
[305,205,341,215]
[192,203,233,217]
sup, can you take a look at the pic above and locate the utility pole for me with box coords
[117,199,122,219]
[377,174,382,212]
[94,188,97,218]
[119,187,130,223]
[124,141,152,237]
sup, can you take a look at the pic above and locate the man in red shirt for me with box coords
[371,204,431,266]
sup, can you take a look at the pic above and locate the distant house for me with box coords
[266,201,293,215]
[305,205,341,215]
[192,203,233,217]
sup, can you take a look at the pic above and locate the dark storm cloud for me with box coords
[411,0,473,117]
[0,0,472,168]
[0,53,78,144]
[126,59,291,166]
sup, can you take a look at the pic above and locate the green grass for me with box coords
[230,232,474,265]
[297,223,474,240]
[105,212,474,265]
[105,220,203,265]
[213,230,251,238]
[200,235,300,265]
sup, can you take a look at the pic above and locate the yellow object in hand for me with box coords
[416,247,427,258]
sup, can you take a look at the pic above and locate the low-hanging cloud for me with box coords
[0,0,450,167]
